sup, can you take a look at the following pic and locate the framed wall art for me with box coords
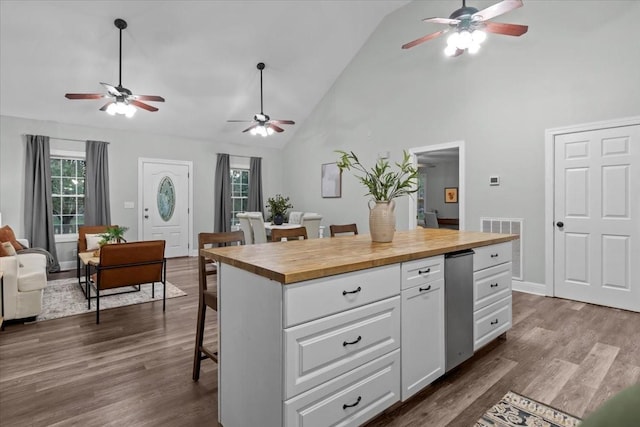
[321,163,342,198]
[444,187,458,203]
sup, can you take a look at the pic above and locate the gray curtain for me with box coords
[24,134,60,272]
[84,140,111,225]
[247,157,264,216]
[214,153,231,232]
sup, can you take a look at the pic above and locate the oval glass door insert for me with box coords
[157,176,175,222]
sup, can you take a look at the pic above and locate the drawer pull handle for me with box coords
[343,396,362,410]
[418,268,431,274]
[490,253,499,258]
[491,319,499,325]
[490,283,499,288]
[342,286,362,296]
[343,335,362,347]
[419,285,432,292]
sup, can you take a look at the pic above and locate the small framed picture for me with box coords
[444,187,458,203]
[321,163,342,198]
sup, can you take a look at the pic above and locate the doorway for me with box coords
[138,158,193,258]
[409,141,465,230]
[545,117,640,312]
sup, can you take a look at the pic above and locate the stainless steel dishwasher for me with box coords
[445,249,474,372]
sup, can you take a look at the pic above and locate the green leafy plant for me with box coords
[336,150,418,201]
[266,194,293,219]
[99,226,128,246]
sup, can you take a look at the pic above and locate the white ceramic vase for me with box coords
[368,200,396,243]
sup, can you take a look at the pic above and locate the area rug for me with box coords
[475,391,581,427]
[37,277,187,321]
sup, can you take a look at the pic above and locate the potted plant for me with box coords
[336,150,418,242]
[93,226,129,255]
[266,194,293,225]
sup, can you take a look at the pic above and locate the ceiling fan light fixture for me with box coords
[471,29,487,44]
[457,30,473,49]
[468,43,481,54]
[444,44,458,56]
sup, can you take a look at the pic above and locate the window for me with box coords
[50,153,85,236]
[230,168,249,226]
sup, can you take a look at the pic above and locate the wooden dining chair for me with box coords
[193,230,244,381]
[329,223,358,237]
[271,227,308,242]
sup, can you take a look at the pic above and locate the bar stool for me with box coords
[329,223,358,237]
[271,227,307,242]
[192,230,244,381]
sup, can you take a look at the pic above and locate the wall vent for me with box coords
[480,217,523,280]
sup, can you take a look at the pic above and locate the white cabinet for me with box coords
[400,256,445,401]
[473,243,512,351]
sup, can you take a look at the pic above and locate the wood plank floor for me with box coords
[1,257,638,426]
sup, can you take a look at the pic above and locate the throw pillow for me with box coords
[0,225,23,252]
[2,241,17,256]
[0,241,9,257]
[85,234,103,251]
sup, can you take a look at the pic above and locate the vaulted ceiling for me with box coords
[0,0,410,149]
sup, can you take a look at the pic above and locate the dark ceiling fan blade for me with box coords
[227,120,254,123]
[422,17,460,25]
[99,102,114,111]
[268,123,285,133]
[130,100,159,112]
[483,21,528,36]
[402,29,448,49]
[100,82,122,96]
[473,0,523,22]
[133,95,165,102]
[65,93,105,100]
[270,120,295,125]
[242,124,259,133]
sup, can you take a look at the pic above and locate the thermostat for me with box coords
[489,176,500,186]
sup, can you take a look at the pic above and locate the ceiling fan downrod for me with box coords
[257,62,265,116]
[114,18,127,88]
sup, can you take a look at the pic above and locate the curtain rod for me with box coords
[219,153,260,160]
[49,137,109,144]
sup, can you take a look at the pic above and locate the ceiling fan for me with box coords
[402,0,528,57]
[227,62,294,137]
[64,18,165,117]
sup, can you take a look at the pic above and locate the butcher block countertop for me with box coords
[202,228,518,284]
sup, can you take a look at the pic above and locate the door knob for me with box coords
[556,221,564,228]
[144,215,149,219]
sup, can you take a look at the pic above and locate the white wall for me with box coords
[0,115,283,266]
[280,0,640,285]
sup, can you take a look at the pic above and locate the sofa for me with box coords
[0,238,48,321]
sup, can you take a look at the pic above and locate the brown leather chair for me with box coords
[77,225,118,285]
[271,227,308,242]
[94,240,166,324]
[329,223,358,237]
[193,231,245,381]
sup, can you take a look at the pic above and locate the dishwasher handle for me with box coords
[445,249,474,259]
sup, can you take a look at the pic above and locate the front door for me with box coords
[140,159,191,258]
[554,124,640,312]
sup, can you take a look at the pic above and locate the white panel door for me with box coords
[554,125,640,311]
[142,161,190,258]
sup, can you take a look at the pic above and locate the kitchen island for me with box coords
[203,228,518,427]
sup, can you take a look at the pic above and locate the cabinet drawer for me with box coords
[473,262,512,311]
[473,242,512,272]
[284,264,400,327]
[284,349,400,427]
[401,256,444,290]
[284,296,400,398]
[474,295,511,351]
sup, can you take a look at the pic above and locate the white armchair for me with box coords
[1,250,48,321]
[301,213,323,239]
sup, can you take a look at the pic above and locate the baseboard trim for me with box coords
[513,280,547,296]
[58,261,77,272]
